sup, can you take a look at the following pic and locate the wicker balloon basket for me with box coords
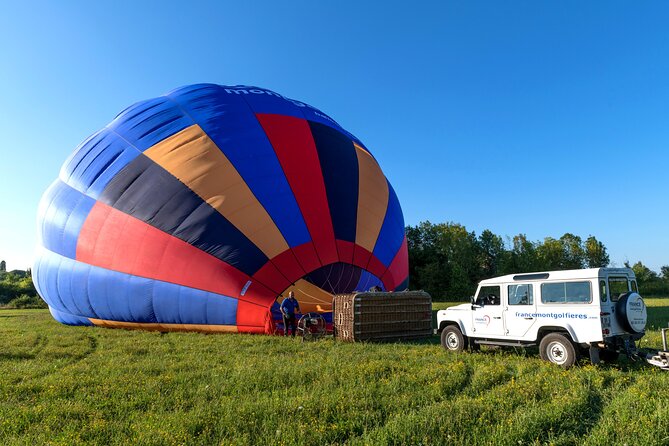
[332,291,432,342]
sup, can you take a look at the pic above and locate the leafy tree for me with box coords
[0,260,5,272]
[585,236,610,268]
[477,230,504,278]
[631,261,658,283]
[559,233,586,269]
[438,223,480,298]
[406,221,620,300]
[506,234,540,273]
[407,222,447,296]
[6,294,47,309]
[661,265,669,280]
[535,234,588,271]
[537,237,563,270]
[0,271,38,305]
[406,221,480,299]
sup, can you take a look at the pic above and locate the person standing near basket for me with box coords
[280,291,301,337]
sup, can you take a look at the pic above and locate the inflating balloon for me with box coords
[34,84,408,334]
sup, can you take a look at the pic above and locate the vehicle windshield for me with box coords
[476,286,501,306]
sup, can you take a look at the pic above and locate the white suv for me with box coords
[436,268,647,368]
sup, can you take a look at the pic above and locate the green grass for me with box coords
[1,300,668,445]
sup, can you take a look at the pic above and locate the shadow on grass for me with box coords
[0,351,35,360]
[388,335,441,346]
[333,335,442,346]
[466,345,662,372]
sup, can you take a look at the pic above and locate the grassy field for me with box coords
[1,300,668,445]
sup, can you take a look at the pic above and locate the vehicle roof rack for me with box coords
[513,273,550,281]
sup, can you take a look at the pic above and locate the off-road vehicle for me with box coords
[436,268,648,368]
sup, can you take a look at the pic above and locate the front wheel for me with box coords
[539,333,576,369]
[441,325,466,352]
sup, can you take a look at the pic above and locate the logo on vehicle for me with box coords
[474,315,491,326]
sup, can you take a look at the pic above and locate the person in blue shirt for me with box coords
[280,291,301,337]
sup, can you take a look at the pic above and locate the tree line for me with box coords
[627,262,669,297]
[0,269,46,309]
[406,221,669,300]
[2,229,668,310]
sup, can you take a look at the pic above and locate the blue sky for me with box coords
[1,1,667,272]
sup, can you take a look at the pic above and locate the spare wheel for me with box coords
[615,292,647,334]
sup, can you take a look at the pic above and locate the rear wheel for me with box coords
[441,325,466,352]
[539,333,576,369]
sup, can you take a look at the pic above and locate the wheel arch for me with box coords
[536,325,577,343]
[438,319,468,336]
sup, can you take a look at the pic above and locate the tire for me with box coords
[441,325,466,352]
[615,292,647,334]
[539,333,577,369]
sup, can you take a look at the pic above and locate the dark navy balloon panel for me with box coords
[34,84,408,334]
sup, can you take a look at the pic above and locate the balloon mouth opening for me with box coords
[274,262,385,314]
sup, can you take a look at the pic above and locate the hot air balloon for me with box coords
[34,84,408,334]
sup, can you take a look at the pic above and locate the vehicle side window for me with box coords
[600,280,607,302]
[630,280,638,292]
[476,286,501,306]
[608,277,629,302]
[541,281,592,304]
[508,284,533,305]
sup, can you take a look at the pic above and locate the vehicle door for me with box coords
[605,275,633,334]
[504,283,537,338]
[471,285,505,338]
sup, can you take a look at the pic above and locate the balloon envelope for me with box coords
[34,84,408,334]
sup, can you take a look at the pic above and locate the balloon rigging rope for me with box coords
[296,286,333,304]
